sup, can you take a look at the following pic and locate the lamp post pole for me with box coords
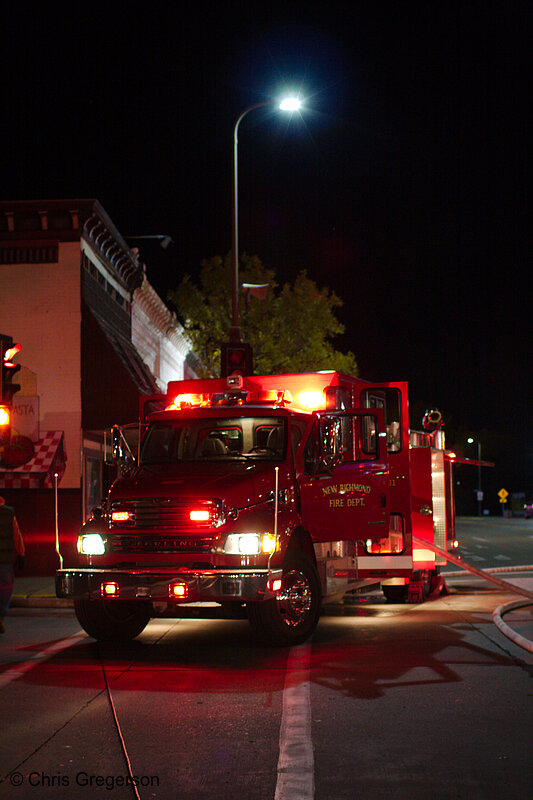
[229,97,303,343]
[468,437,482,516]
[230,102,268,343]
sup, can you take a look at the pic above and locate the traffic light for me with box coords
[0,404,11,452]
[0,337,21,404]
[220,342,253,378]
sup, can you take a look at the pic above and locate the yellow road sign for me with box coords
[498,488,508,501]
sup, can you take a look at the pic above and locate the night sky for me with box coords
[3,2,530,492]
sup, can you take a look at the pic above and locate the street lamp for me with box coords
[125,234,174,249]
[229,96,303,343]
[467,437,483,516]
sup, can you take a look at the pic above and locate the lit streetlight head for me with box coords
[279,97,302,111]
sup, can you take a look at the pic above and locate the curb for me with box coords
[11,595,74,609]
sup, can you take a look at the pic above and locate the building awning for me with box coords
[0,431,66,489]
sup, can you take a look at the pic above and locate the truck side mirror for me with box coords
[91,505,104,520]
[111,426,123,460]
[111,425,135,475]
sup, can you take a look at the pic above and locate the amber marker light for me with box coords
[261,533,279,554]
[101,581,119,597]
[111,510,132,522]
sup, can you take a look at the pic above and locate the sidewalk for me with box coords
[11,575,73,608]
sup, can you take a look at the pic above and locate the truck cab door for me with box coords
[358,382,412,552]
[296,409,389,544]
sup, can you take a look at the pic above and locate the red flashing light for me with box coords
[188,501,220,527]
[3,343,21,365]
[1,339,22,405]
[0,406,10,426]
[101,581,119,597]
[267,578,282,593]
[247,389,292,407]
[166,393,211,410]
[169,582,189,600]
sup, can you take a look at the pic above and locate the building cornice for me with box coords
[82,208,144,294]
[133,277,189,355]
[0,199,145,294]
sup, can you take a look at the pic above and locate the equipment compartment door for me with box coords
[296,409,389,543]
[358,382,412,544]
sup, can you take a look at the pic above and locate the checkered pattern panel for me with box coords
[0,431,66,489]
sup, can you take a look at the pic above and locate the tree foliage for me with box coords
[168,254,357,378]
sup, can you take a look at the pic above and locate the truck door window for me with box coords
[341,414,379,462]
[362,388,402,453]
[303,414,379,475]
[303,420,321,475]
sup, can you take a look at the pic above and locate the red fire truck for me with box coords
[56,371,458,646]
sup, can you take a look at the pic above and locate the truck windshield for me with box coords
[139,416,287,465]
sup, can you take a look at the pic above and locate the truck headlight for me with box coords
[77,533,106,555]
[222,533,278,555]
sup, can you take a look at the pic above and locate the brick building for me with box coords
[0,199,194,573]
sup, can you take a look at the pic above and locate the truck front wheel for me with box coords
[75,598,151,641]
[247,553,322,646]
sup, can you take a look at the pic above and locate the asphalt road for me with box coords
[450,516,533,569]
[1,517,532,800]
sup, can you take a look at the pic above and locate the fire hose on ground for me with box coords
[412,536,533,654]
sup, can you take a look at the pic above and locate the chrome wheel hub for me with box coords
[277,569,312,626]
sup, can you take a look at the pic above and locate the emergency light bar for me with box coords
[165,387,327,412]
[167,393,212,410]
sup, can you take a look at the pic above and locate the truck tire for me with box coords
[382,570,434,604]
[75,598,151,641]
[382,584,408,603]
[247,553,322,646]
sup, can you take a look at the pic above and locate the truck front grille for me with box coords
[108,533,214,554]
[109,498,222,530]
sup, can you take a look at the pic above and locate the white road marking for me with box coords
[0,631,85,689]
[275,642,314,800]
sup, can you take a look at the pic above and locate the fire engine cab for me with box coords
[56,371,457,646]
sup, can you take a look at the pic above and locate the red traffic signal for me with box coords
[0,404,11,452]
[1,337,22,404]
[220,342,253,378]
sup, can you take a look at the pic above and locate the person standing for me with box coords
[0,496,25,633]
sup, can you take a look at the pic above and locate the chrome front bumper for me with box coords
[56,567,283,603]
